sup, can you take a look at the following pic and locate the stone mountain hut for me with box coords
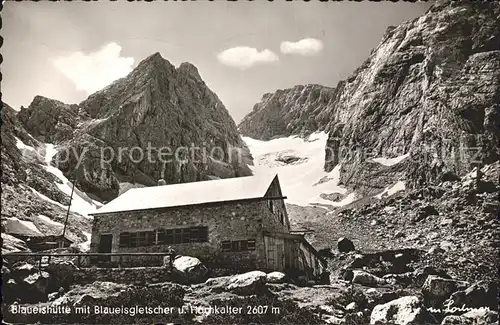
[89,174,326,279]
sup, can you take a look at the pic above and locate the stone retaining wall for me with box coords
[73,267,172,285]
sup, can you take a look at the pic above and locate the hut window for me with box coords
[223,239,256,252]
[165,229,174,244]
[247,239,256,250]
[129,233,138,247]
[146,231,155,246]
[157,229,165,245]
[221,240,231,252]
[174,229,183,244]
[190,227,208,243]
[138,232,146,246]
[119,226,209,247]
[119,232,130,248]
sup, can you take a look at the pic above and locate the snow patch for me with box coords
[43,143,101,218]
[243,132,349,207]
[44,143,58,165]
[375,181,406,199]
[15,137,36,152]
[36,215,64,228]
[5,217,44,236]
[78,231,92,252]
[371,153,409,166]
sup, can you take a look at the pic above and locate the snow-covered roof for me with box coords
[91,174,280,215]
[3,217,45,237]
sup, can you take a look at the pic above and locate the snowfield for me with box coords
[375,181,406,199]
[43,143,102,218]
[35,215,64,228]
[371,153,409,167]
[15,137,36,152]
[243,132,355,207]
[14,138,102,219]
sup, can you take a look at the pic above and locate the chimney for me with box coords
[158,179,167,186]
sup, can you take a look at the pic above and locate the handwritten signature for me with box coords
[427,299,491,314]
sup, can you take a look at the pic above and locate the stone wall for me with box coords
[91,197,289,271]
[73,267,172,286]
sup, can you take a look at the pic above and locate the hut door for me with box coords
[98,234,113,261]
[276,244,284,270]
[284,239,299,270]
[264,236,276,270]
[264,236,285,271]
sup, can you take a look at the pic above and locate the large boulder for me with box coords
[337,237,356,253]
[11,262,37,278]
[266,271,286,284]
[352,270,387,287]
[370,296,433,325]
[441,315,473,325]
[6,262,53,303]
[172,255,209,284]
[3,279,19,303]
[46,261,79,290]
[226,271,269,296]
[441,310,498,325]
[422,275,469,307]
[443,281,498,310]
[21,271,51,303]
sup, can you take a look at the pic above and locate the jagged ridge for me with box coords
[18,53,253,201]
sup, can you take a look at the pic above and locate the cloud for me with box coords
[217,46,279,70]
[52,42,134,95]
[280,38,324,56]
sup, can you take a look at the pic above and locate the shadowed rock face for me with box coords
[18,96,82,144]
[238,84,340,141]
[239,1,500,194]
[18,53,253,201]
[1,104,90,246]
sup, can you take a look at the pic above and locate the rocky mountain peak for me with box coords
[135,51,175,74]
[177,62,202,81]
[16,53,253,201]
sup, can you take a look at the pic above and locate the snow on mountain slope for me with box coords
[243,132,356,207]
[13,137,102,219]
[78,231,92,252]
[371,153,410,167]
[375,181,406,199]
[42,143,102,218]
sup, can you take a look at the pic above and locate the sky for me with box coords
[2,1,431,123]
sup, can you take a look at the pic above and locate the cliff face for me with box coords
[238,84,342,140]
[238,1,499,195]
[1,104,90,246]
[18,53,253,201]
[17,96,83,144]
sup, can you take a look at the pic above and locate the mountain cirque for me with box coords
[17,53,253,201]
[239,1,500,196]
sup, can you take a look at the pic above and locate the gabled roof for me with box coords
[91,174,281,215]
